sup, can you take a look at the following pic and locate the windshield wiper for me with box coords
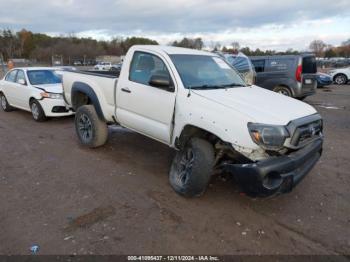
[216,83,245,88]
[188,83,244,90]
[188,84,214,90]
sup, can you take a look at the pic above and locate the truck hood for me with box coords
[34,83,63,94]
[192,85,317,125]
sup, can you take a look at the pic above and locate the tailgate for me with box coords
[301,56,317,93]
[301,74,317,93]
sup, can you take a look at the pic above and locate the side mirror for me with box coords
[17,79,26,85]
[149,75,174,92]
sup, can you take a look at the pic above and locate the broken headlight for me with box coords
[248,123,289,150]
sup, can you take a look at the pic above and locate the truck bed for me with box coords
[81,70,120,78]
[62,70,118,122]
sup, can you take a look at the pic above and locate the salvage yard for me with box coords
[0,84,349,255]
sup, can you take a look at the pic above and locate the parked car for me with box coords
[73,61,82,66]
[316,72,333,88]
[110,63,122,72]
[250,54,317,99]
[53,61,62,66]
[54,66,77,71]
[94,62,112,71]
[328,67,350,85]
[0,67,74,121]
[222,52,256,85]
[62,45,323,198]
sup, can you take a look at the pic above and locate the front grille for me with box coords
[290,120,322,147]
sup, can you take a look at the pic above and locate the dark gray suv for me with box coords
[250,54,317,99]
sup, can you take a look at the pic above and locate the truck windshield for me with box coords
[170,55,246,89]
[27,70,62,85]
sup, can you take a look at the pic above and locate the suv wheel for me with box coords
[0,93,13,112]
[273,86,292,97]
[169,138,214,197]
[75,105,108,148]
[334,74,347,85]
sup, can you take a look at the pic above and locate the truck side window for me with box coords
[129,52,170,86]
[252,60,265,73]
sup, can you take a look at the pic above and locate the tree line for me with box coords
[169,38,300,56]
[1,28,349,64]
[309,39,350,58]
[0,29,158,63]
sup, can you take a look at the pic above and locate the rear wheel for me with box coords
[169,138,215,197]
[0,93,13,112]
[273,86,292,97]
[75,105,108,148]
[334,74,348,85]
[30,99,47,122]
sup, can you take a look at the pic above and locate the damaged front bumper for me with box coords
[223,138,323,197]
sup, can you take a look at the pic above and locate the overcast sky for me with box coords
[0,0,349,51]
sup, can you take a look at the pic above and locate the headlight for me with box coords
[248,123,289,150]
[40,92,63,99]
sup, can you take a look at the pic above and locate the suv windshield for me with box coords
[170,55,246,89]
[27,70,61,85]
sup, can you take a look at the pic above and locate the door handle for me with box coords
[121,87,131,93]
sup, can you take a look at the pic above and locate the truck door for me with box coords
[116,51,176,144]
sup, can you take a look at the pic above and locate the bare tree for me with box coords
[309,40,326,57]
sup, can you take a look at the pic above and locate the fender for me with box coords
[71,81,105,121]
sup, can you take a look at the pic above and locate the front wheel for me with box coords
[334,74,348,85]
[169,138,215,197]
[30,99,47,122]
[0,93,14,112]
[75,105,108,148]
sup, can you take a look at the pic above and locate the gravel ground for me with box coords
[0,84,349,255]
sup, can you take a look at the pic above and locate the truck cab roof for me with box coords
[130,45,215,56]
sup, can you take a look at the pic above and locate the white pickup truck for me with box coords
[62,45,323,198]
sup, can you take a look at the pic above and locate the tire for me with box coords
[169,137,215,197]
[30,99,47,122]
[75,105,108,148]
[273,86,292,97]
[334,74,348,85]
[0,93,14,112]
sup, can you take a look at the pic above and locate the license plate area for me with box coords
[304,79,313,85]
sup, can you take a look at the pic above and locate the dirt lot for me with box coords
[0,85,349,255]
